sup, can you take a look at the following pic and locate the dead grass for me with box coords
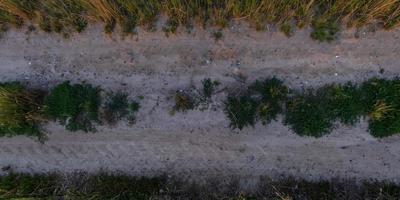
[1,0,400,34]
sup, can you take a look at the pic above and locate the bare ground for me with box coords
[1,23,400,186]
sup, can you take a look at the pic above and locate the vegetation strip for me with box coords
[1,172,400,200]
[2,77,400,139]
[223,77,400,138]
[0,81,140,139]
[1,0,400,40]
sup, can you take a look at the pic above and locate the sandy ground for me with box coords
[1,23,400,186]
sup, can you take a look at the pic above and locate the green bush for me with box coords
[324,83,364,125]
[202,78,220,99]
[280,23,293,37]
[224,95,258,130]
[285,89,334,137]
[0,82,43,138]
[44,82,100,132]
[311,20,339,42]
[103,92,140,125]
[360,78,400,137]
[250,77,288,125]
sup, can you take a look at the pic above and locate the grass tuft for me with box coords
[0,82,43,138]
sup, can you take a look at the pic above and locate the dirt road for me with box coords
[1,23,400,184]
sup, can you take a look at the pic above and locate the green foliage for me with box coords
[0,82,43,138]
[44,81,100,132]
[285,90,334,137]
[225,78,288,130]
[224,95,258,130]
[103,92,140,125]
[360,78,400,137]
[202,78,220,99]
[311,20,339,42]
[280,23,293,37]
[324,83,364,125]
[250,78,288,125]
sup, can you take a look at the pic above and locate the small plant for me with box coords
[0,82,43,138]
[103,92,129,124]
[44,82,100,132]
[103,92,140,125]
[173,90,195,112]
[73,17,88,33]
[104,19,116,34]
[280,23,293,37]
[162,18,179,36]
[202,78,220,99]
[224,95,258,130]
[212,30,223,41]
[311,20,339,42]
[250,78,288,124]
[285,90,334,137]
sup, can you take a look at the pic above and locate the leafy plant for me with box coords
[224,95,258,130]
[285,90,334,137]
[202,78,220,99]
[360,78,400,137]
[311,20,339,42]
[0,82,43,138]
[103,92,139,125]
[44,82,100,132]
[324,83,364,125]
[280,23,293,37]
[250,78,288,124]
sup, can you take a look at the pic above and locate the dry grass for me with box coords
[1,0,400,34]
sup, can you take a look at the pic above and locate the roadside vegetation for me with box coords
[2,77,400,139]
[225,77,400,138]
[1,0,400,40]
[44,81,101,132]
[0,81,141,139]
[1,172,400,200]
[0,82,43,138]
[102,92,140,125]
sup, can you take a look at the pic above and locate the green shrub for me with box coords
[311,20,339,42]
[280,23,293,37]
[202,78,220,99]
[103,92,140,125]
[224,95,258,130]
[285,90,334,137]
[250,78,288,125]
[360,78,400,137]
[0,82,43,138]
[103,92,129,124]
[324,83,364,125]
[44,82,100,132]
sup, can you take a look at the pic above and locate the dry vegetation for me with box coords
[1,172,400,200]
[0,0,399,36]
